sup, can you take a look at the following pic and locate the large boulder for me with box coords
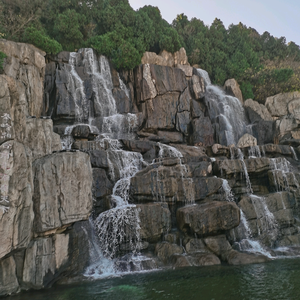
[226,250,270,265]
[0,256,19,296]
[150,64,187,95]
[130,163,194,203]
[0,75,61,158]
[32,152,93,235]
[190,74,205,99]
[265,91,300,117]
[177,201,240,236]
[251,120,275,145]
[137,203,171,242]
[155,242,183,264]
[24,118,61,159]
[224,79,243,104]
[145,92,179,130]
[237,133,257,148]
[0,39,46,118]
[171,253,220,268]
[141,47,189,68]
[192,113,215,146]
[0,141,34,259]
[244,99,272,123]
[193,177,223,200]
[22,220,91,289]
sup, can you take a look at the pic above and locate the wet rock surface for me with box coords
[3,41,300,296]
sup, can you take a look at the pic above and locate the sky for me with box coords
[129,0,300,45]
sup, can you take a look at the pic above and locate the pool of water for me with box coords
[6,259,300,300]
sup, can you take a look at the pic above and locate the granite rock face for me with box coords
[0,41,93,296]
[0,39,46,118]
[137,203,171,242]
[0,141,34,260]
[176,202,240,236]
[32,152,93,235]
[224,78,243,104]
[4,40,300,296]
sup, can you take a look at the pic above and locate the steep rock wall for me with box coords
[0,40,93,297]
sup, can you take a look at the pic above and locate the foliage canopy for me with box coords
[1,0,300,100]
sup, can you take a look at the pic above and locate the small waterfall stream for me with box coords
[53,53,300,281]
[156,143,195,205]
[197,69,249,146]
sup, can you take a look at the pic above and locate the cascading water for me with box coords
[197,69,248,146]
[90,138,149,273]
[228,148,279,256]
[248,146,261,158]
[237,148,253,194]
[231,210,273,258]
[155,143,195,205]
[68,52,90,123]
[220,179,234,202]
[57,48,157,276]
[196,69,211,86]
[60,48,138,148]
[291,146,298,161]
[269,157,299,192]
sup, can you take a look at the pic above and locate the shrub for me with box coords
[23,27,62,54]
[0,51,7,70]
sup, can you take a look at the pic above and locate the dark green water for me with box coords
[7,259,300,300]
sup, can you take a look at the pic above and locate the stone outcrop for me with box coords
[244,98,272,123]
[141,47,189,68]
[3,39,300,296]
[32,152,93,235]
[0,256,19,296]
[0,141,34,259]
[176,202,240,236]
[224,78,243,104]
[265,91,300,118]
[0,41,93,296]
[137,203,171,242]
[237,133,257,148]
[0,39,46,118]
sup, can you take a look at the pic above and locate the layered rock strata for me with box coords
[0,40,93,296]
[2,39,300,297]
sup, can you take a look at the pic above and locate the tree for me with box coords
[0,0,45,41]
[53,9,86,51]
[23,26,62,54]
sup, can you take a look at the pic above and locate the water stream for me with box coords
[197,69,248,146]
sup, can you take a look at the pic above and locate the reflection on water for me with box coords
[5,259,300,300]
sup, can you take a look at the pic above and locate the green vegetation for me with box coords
[0,0,300,101]
[173,14,300,102]
[0,0,182,66]
[0,50,6,70]
[23,27,62,54]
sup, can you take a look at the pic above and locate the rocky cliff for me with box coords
[2,40,300,296]
[0,40,93,296]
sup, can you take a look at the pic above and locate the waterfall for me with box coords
[291,146,298,160]
[269,157,299,191]
[237,149,253,194]
[220,179,234,202]
[197,69,248,146]
[58,48,154,275]
[250,195,279,238]
[81,49,117,118]
[248,146,261,158]
[59,48,138,149]
[231,209,273,258]
[196,69,211,86]
[95,206,141,259]
[94,140,144,258]
[68,52,90,123]
[155,143,195,205]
